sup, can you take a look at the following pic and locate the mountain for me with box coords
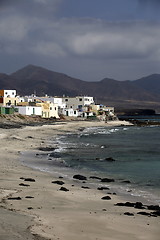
[132,74,160,95]
[0,64,160,112]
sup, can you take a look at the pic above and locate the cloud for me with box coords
[138,0,160,9]
[0,0,160,80]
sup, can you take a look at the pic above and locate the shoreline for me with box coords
[0,120,160,240]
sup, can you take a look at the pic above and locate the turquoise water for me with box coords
[54,125,160,203]
[21,124,160,204]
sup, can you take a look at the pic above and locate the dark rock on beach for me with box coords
[101,178,115,183]
[81,186,90,189]
[59,187,69,192]
[19,183,30,187]
[52,180,65,185]
[97,187,110,191]
[73,174,87,181]
[105,157,116,162]
[124,212,134,216]
[147,205,160,211]
[25,196,34,199]
[38,147,56,151]
[134,202,145,209]
[8,197,22,200]
[137,211,151,216]
[101,196,111,200]
[115,202,135,207]
[121,180,131,184]
[24,178,35,182]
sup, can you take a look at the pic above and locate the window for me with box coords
[50,107,52,110]
[74,111,76,115]
[12,92,14,95]
[79,98,82,101]
[55,107,56,110]
[65,99,68,102]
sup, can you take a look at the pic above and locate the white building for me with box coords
[15,106,42,116]
[62,96,94,111]
[61,108,79,117]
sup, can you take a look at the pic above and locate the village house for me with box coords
[0,89,20,106]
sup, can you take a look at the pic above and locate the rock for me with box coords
[19,183,30,187]
[124,212,134,216]
[59,187,69,192]
[24,178,35,182]
[8,197,22,200]
[101,196,111,200]
[137,212,151,216]
[89,176,102,180]
[115,203,125,206]
[52,180,65,185]
[73,174,87,181]
[97,187,110,191]
[28,207,33,210]
[147,205,160,211]
[124,202,135,207]
[134,202,145,209]
[115,202,135,207]
[81,186,90,189]
[101,178,115,183]
[105,157,116,162]
[150,211,160,216]
[121,180,131,184]
[38,147,56,151]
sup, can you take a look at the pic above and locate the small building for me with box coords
[62,96,94,111]
[61,108,79,117]
[0,89,20,106]
[15,105,42,116]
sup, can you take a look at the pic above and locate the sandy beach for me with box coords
[0,120,160,240]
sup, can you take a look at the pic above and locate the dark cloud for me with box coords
[138,0,160,8]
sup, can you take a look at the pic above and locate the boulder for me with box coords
[73,174,87,181]
[105,157,116,162]
[101,196,111,200]
[59,187,69,192]
[52,180,65,185]
[101,178,115,183]
[97,187,110,191]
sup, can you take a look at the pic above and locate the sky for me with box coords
[0,0,160,81]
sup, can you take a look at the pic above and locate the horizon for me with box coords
[0,0,160,81]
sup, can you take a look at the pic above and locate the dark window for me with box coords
[65,99,68,102]
[79,98,82,101]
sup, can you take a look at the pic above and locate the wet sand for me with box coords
[0,120,160,240]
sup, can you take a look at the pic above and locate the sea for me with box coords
[21,122,160,205]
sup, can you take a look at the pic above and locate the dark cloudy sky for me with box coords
[0,0,160,81]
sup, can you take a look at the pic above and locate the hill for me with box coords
[0,64,160,112]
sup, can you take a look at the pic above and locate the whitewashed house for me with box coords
[15,105,42,116]
[62,96,94,111]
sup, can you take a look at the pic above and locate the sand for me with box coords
[0,120,160,240]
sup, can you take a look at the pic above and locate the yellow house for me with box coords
[36,100,59,119]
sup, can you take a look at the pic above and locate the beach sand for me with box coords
[0,120,159,240]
